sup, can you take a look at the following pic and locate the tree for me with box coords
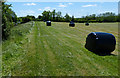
[17,17,22,23]
[56,11,62,21]
[42,11,51,21]
[117,14,120,22]
[38,15,42,19]
[64,13,71,22]
[2,2,16,40]
[52,10,56,21]
[71,15,74,21]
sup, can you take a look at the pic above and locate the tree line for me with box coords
[37,10,120,22]
[2,2,17,40]
[1,2,120,40]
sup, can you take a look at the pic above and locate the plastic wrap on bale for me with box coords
[69,21,75,27]
[85,32,116,54]
[46,21,51,26]
[85,23,89,26]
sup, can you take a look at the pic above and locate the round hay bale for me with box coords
[69,21,75,27]
[43,20,46,22]
[85,23,89,26]
[46,21,51,26]
[85,32,116,54]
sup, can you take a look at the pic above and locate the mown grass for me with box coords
[2,21,118,76]
[2,21,34,76]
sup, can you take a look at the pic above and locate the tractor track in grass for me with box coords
[36,22,58,76]
[38,22,75,75]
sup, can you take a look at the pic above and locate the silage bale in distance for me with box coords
[69,21,75,27]
[43,20,46,22]
[85,22,89,26]
[46,21,51,26]
[85,32,116,54]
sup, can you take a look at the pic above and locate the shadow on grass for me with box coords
[93,52,117,56]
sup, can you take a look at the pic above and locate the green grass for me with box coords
[2,21,118,76]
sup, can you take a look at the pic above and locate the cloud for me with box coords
[44,7,51,11]
[68,3,72,5]
[82,4,97,7]
[99,11,115,13]
[58,3,72,8]
[38,9,42,11]
[58,3,67,7]
[24,3,36,6]
[43,7,56,11]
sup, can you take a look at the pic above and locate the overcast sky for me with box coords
[6,2,118,18]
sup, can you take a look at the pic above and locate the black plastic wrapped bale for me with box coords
[69,21,75,27]
[85,23,89,26]
[46,21,51,26]
[85,32,116,54]
[43,20,46,22]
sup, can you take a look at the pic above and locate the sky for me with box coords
[6,2,119,18]
[7,0,120,2]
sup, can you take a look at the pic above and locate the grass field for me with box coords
[2,21,118,76]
